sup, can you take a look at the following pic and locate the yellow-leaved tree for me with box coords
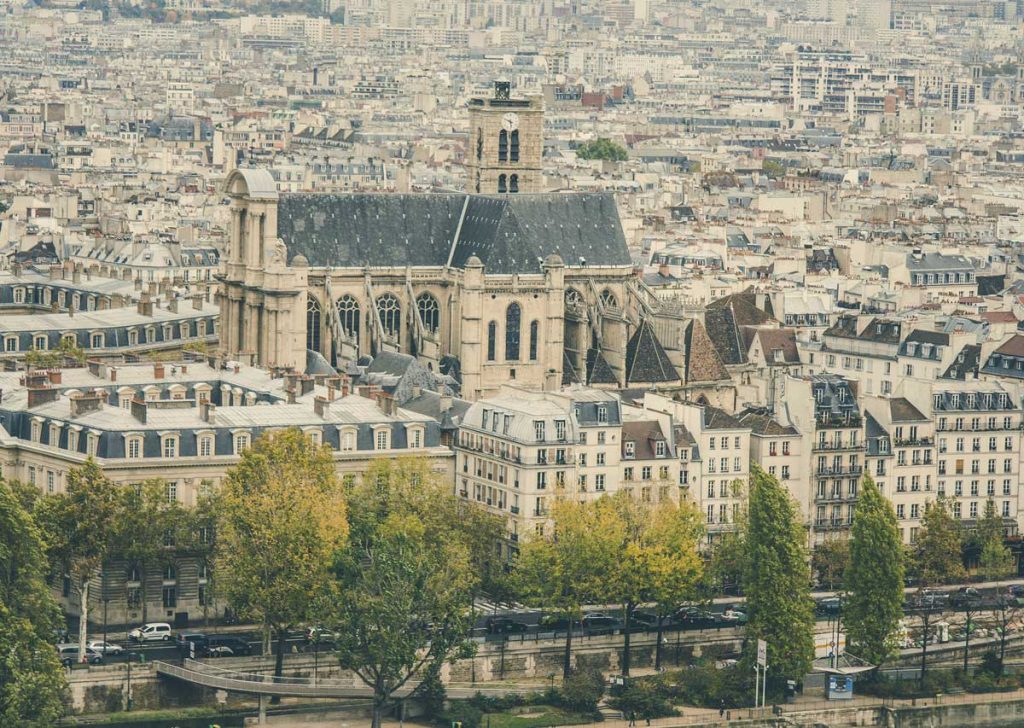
[213,428,348,688]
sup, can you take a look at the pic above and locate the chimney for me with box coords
[134,278,142,291]
[341,377,350,397]
[47,369,62,385]
[72,266,81,284]
[376,392,395,416]
[192,294,203,311]
[168,298,180,313]
[299,376,314,396]
[327,384,336,402]
[200,401,216,424]
[27,386,59,408]
[153,362,165,379]
[440,391,452,413]
[109,366,117,382]
[314,395,330,418]
[137,293,153,316]
[49,264,61,280]
[69,391,104,416]
[129,398,147,423]
[658,262,669,278]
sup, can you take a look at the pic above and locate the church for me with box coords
[218,82,737,405]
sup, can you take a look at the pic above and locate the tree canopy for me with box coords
[914,497,965,586]
[575,138,628,162]
[844,476,904,667]
[0,478,67,726]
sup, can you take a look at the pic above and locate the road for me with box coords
[61,579,1024,665]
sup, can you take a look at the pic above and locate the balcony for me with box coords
[894,437,934,447]
[814,465,864,476]
[510,505,520,515]
[509,532,519,542]
[534,508,548,517]
[459,489,468,497]
[813,441,863,452]
[816,492,858,503]
[814,518,853,530]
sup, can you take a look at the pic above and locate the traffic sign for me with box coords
[757,639,767,667]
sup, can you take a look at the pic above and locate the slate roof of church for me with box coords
[684,319,731,383]
[587,348,620,386]
[625,319,679,384]
[276,192,631,274]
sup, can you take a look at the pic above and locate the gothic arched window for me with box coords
[336,295,360,343]
[565,287,584,308]
[376,294,401,339]
[416,292,440,333]
[505,303,521,361]
[306,297,321,353]
[600,288,619,310]
[529,320,539,361]
[509,174,519,193]
[487,321,497,361]
[498,129,508,162]
[498,174,507,194]
[510,130,520,162]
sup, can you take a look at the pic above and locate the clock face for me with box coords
[502,112,519,131]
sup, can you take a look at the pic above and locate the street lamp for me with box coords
[126,652,142,711]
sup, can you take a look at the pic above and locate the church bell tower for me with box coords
[465,81,543,195]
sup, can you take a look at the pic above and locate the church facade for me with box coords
[217,84,738,404]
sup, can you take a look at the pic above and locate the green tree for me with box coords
[977,498,1014,582]
[330,459,478,728]
[761,159,786,179]
[744,465,814,691]
[515,497,623,678]
[0,478,67,726]
[34,459,121,663]
[111,479,192,623]
[914,497,965,586]
[575,138,628,162]
[912,497,963,685]
[705,480,747,596]
[811,538,850,591]
[24,338,86,369]
[844,476,904,668]
[213,429,347,693]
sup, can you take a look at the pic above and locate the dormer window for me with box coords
[597,406,608,423]
[625,441,636,459]
[655,441,666,457]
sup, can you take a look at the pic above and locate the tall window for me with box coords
[600,289,619,309]
[306,297,321,353]
[476,128,483,160]
[498,174,507,194]
[162,437,177,459]
[416,292,440,333]
[505,303,521,361]
[199,436,212,457]
[509,174,519,193]
[376,294,401,339]
[510,130,519,162]
[498,130,508,162]
[127,437,142,459]
[487,321,497,361]
[529,320,539,360]
[336,295,360,343]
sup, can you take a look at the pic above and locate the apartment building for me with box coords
[456,386,679,558]
[787,374,866,543]
[738,406,807,517]
[808,314,902,396]
[933,382,1021,535]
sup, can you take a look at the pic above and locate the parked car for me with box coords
[129,622,172,643]
[485,617,528,634]
[305,626,340,644]
[581,613,617,634]
[205,635,253,657]
[816,597,842,615]
[628,611,659,629]
[951,587,982,607]
[175,632,209,656]
[917,590,950,609]
[720,608,748,624]
[86,639,124,656]
[674,606,716,627]
[57,644,103,667]
[538,614,570,631]
[51,627,70,644]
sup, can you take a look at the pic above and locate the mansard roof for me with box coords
[276,192,631,275]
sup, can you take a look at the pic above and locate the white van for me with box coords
[128,622,172,643]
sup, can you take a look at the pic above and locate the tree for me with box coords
[977,498,1014,582]
[706,480,747,596]
[605,494,703,674]
[743,465,815,692]
[912,498,964,685]
[34,459,121,663]
[811,538,850,591]
[914,497,965,587]
[24,338,86,369]
[844,476,905,669]
[0,478,67,726]
[329,458,478,728]
[575,138,628,162]
[213,429,347,694]
[515,497,623,678]
[111,479,192,623]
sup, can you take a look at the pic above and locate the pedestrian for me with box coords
[628,711,636,727]
[719,699,726,718]
[645,716,650,726]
